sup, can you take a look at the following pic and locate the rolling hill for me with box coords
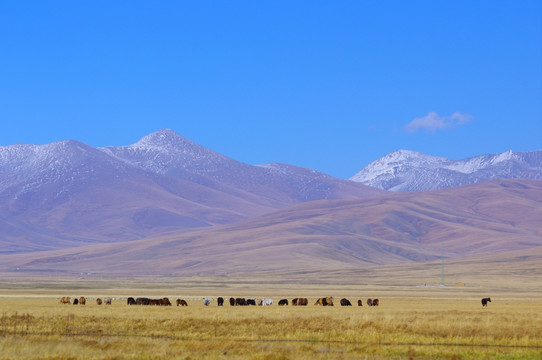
[2,178,540,277]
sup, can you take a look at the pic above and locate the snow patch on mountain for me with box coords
[100,128,236,175]
[350,149,542,192]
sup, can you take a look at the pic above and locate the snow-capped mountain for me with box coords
[0,129,382,253]
[350,149,542,191]
[100,129,236,175]
[102,129,383,204]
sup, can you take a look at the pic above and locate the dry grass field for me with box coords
[1,283,541,360]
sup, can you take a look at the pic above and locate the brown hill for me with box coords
[2,179,541,277]
[0,132,383,253]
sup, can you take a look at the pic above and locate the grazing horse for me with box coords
[72,298,79,305]
[59,297,71,304]
[136,297,150,305]
[217,297,224,306]
[246,299,256,306]
[79,296,86,305]
[278,299,288,306]
[263,298,273,306]
[176,299,188,306]
[229,297,235,306]
[293,298,308,306]
[96,298,102,305]
[105,297,112,305]
[235,298,246,306]
[482,297,491,307]
[161,298,172,306]
[357,300,363,306]
[314,298,325,306]
[203,298,211,306]
[315,297,333,306]
[372,299,379,306]
[367,298,373,306]
[340,298,352,306]
[127,297,136,305]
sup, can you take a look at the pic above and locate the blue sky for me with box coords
[1,1,541,178]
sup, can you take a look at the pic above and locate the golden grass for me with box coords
[0,295,541,359]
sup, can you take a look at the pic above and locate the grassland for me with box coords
[1,284,541,360]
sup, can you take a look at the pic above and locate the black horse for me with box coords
[481,297,491,307]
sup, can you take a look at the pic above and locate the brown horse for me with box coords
[315,297,334,306]
[176,299,188,306]
[293,298,308,306]
[96,298,102,305]
[59,297,71,304]
[357,299,363,306]
[79,297,86,305]
[161,298,172,306]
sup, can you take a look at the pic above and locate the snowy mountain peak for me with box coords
[380,150,450,165]
[132,129,197,150]
[100,129,234,175]
[350,149,542,192]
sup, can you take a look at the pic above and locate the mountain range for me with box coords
[0,129,382,253]
[1,129,541,281]
[351,149,542,191]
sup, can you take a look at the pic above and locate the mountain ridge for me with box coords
[0,129,383,253]
[350,149,542,191]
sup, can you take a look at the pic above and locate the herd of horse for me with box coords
[59,296,492,307]
[58,296,111,305]
[58,296,380,307]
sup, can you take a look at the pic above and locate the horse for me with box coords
[482,297,491,307]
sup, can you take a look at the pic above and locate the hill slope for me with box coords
[2,179,540,276]
[0,130,382,253]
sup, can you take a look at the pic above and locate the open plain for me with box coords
[1,276,541,360]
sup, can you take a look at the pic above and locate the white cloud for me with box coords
[403,112,474,133]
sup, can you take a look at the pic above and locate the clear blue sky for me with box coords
[1,1,541,178]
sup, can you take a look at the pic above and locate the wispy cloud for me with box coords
[403,112,474,133]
